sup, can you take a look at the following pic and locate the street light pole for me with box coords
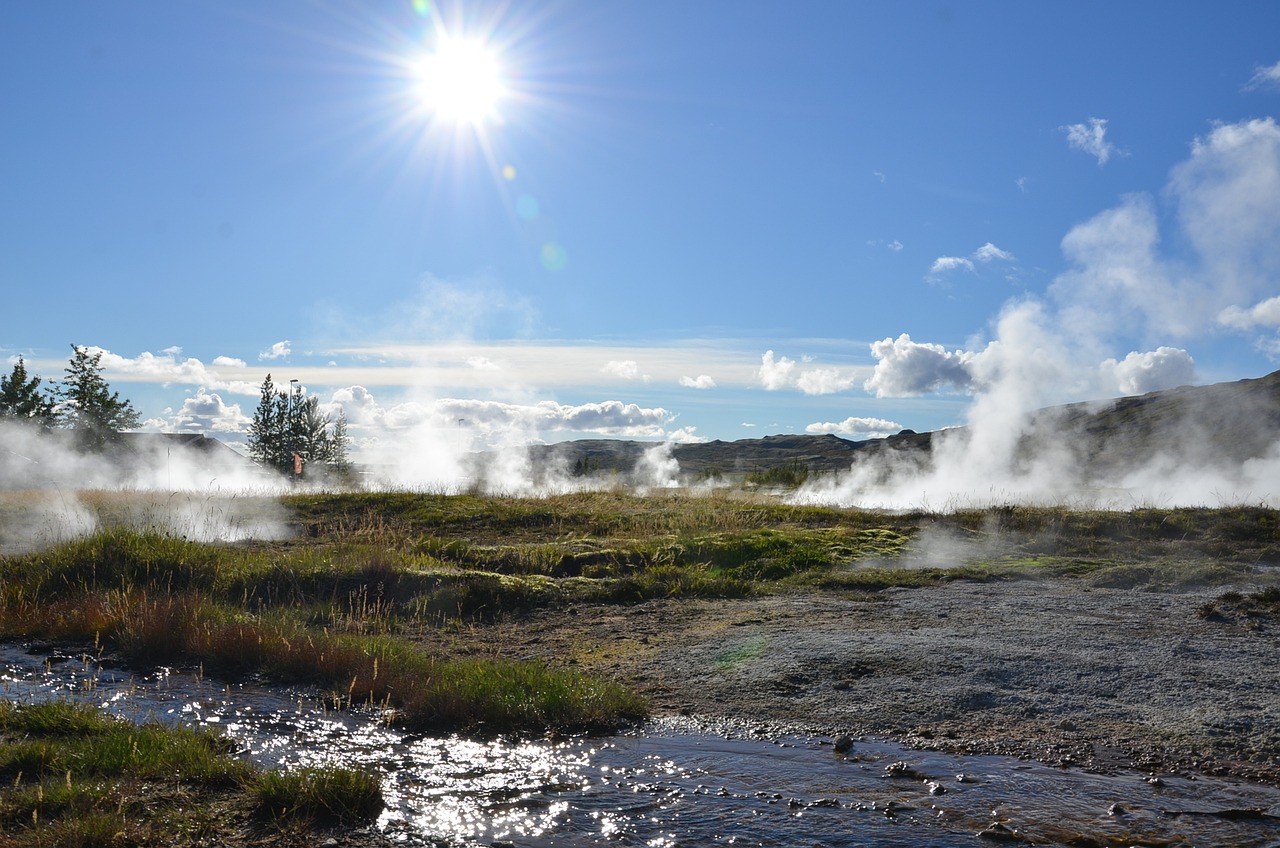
[288,379,300,484]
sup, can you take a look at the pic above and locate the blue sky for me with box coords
[5,1,1280,456]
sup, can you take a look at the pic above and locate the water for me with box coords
[4,642,1280,847]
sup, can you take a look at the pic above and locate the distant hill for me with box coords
[526,370,1280,484]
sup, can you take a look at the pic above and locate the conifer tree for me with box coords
[246,376,350,480]
[247,373,289,471]
[58,345,140,450]
[0,356,57,427]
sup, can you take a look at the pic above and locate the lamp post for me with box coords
[288,379,300,483]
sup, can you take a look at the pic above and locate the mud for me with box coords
[445,577,1280,785]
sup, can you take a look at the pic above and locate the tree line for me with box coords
[1,347,350,481]
[246,373,350,481]
[1,345,141,450]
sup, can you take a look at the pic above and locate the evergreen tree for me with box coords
[247,376,350,480]
[290,394,332,472]
[328,408,352,476]
[247,374,290,472]
[58,345,140,450]
[0,356,57,427]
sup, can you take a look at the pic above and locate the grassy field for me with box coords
[2,488,1279,845]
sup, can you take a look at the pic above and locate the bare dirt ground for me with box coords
[448,577,1280,786]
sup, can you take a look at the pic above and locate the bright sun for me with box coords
[414,36,505,125]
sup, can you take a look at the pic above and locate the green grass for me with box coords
[0,700,383,846]
[254,765,384,825]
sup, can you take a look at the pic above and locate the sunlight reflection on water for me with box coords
[4,642,1280,847]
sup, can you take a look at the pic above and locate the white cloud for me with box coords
[326,384,673,439]
[931,243,1016,277]
[1063,117,1120,166]
[757,350,796,390]
[888,240,904,252]
[161,345,183,356]
[795,368,857,395]
[757,351,860,395]
[805,416,903,437]
[1220,295,1280,329]
[930,256,975,274]
[864,333,975,397]
[437,398,671,438]
[467,356,501,370]
[973,242,1015,263]
[259,341,291,361]
[1245,60,1280,91]
[679,374,716,389]
[212,355,246,368]
[666,426,706,444]
[602,359,649,382]
[172,390,250,433]
[329,385,384,427]
[144,389,250,435]
[1100,347,1195,395]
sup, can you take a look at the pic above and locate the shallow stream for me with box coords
[3,642,1279,847]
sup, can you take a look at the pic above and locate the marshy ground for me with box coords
[2,489,1279,845]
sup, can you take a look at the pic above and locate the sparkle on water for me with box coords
[3,643,1279,847]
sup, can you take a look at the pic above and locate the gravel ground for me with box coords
[468,576,1280,785]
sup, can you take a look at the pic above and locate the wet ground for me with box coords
[458,577,1280,786]
[4,642,1280,847]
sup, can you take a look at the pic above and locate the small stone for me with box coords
[977,822,1021,842]
[1107,803,1126,816]
[926,780,946,795]
[833,735,855,754]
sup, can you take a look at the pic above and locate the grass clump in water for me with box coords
[254,765,383,825]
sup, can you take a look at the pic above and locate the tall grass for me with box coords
[0,700,382,845]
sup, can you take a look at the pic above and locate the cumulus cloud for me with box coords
[1063,117,1121,166]
[259,341,291,361]
[679,374,716,389]
[805,416,903,437]
[864,334,975,397]
[212,356,246,368]
[757,351,859,395]
[84,347,259,396]
[602,360,649,382]
[1100,347,1196,395]
[167,390,251,434]
[467,356,501,371]
[1220,295,1280,330]
[1245,60,1280,91]
[666,426,706,443]
[757,350,797,390]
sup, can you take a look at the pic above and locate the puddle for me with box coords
[3,642,1279,846]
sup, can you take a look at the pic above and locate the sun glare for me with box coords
[414,36,505,125]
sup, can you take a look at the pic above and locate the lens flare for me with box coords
[540,242,568,271]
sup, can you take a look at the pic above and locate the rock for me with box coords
[833,735,854,754]
[884,761,927,780]
[977,821,1022,842]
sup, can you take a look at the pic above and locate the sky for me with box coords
[5,1,1280,460]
